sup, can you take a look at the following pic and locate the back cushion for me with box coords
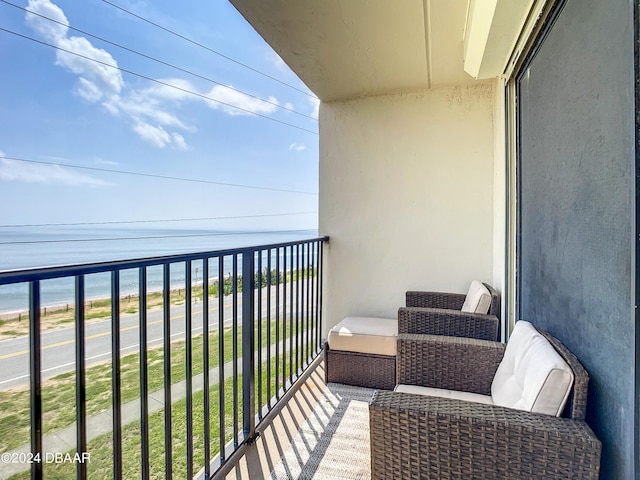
[460,280,492,314]
[491,321,574,416]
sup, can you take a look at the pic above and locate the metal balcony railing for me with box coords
[0,236,328,480]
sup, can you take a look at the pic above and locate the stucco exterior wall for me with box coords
[319,84,495,335]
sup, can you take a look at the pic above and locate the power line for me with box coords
[100,0,317,99]
[0,229,317,245]
[0,27,318,136]
[0,0,317,121]
[0,156,319,195]
[0,212,317,228]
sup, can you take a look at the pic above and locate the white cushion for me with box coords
[395,384,494,406]
[460,280,492,314]
[327,317,397,356]
[491,321,574,416]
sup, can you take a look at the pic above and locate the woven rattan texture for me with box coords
[324,344,396,390]
[397,308,499,340]
[370,327,600,479]
[538,330,589,421]
[369,391,601,480]
[405,283,501,317]
[396,334,505,394]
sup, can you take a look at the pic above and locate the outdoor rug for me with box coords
[269,383,375,480]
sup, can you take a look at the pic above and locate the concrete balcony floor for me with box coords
[221,357,374,480]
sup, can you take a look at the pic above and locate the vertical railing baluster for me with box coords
[275,249,281,399]
[75,275,87,480]
[304,242,312,365]
[218,257,225,464]
[29,281,42,480]
[313,241,319,353]
[289,245,294,385]
[266,250,272,408]
[111,271,122,480]
[203,258,211,479]
[139,267,150,480]
[257,251,263,419]
[319,242,325,352]
[163,264,173,480]
[185,261,193,480]
[295,244,300,377]
[232,254,238,447]
[282,248,287,389]
[241,250,256,440]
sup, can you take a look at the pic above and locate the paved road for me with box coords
[0,285,307,389]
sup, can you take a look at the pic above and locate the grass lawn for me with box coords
[0,312,317,455]
[7,352,310,480]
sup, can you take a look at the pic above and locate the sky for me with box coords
[0,0,320,233]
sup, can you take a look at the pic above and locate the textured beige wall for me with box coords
[319,84,496,336]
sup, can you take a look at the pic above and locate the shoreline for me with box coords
[0,276,223,321]
[0,267,308,322]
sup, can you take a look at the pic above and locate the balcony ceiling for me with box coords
[229,0,476,102]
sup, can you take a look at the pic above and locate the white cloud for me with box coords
[172,133,189,151]
[25,1,287,151]
[144,79,279,117]
[0,158,110,186]
[75,77,103,102]
[309,97,320,119]
[25,0,68,42]
[204,85,279,116]
[133,122,171,148]
[28,1,123,99]
[24,0,189,150]
[289,143,306,152]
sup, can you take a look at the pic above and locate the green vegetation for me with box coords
[0,310,317,469]
[0,265,319,479]
[7,352,296,480]
[0,267,316,339]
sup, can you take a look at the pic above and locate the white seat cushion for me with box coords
[460,280,492,314]
[395,384,494,406]
[491,321,574,416]
[328,316,397,356]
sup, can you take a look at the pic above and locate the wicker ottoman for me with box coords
[324,317,397,390]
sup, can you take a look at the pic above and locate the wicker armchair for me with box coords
[399,283,501,341]
[369,330,602,479]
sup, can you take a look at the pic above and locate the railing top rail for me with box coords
[0,236,329,286]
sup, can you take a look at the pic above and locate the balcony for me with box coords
[0,0,636,477]
[0,237,328,480]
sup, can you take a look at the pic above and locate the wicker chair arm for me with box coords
[397,333,505,394]
[370,391,602,480]
[405,290,466,309]
[398,307,499,340]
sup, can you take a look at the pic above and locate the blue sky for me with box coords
[0,0,319,232]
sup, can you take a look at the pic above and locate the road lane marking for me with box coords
[0,325,206,386]
[0,307,211,360]
[0,299,273,361]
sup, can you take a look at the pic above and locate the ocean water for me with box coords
[0,227,319,314]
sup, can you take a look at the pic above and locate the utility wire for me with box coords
[0,156,319,195]
[101,0,317,99]
[0,0,316,121]
[0,229,317,245]
[0,27,318,136]
[0,212,317,228]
